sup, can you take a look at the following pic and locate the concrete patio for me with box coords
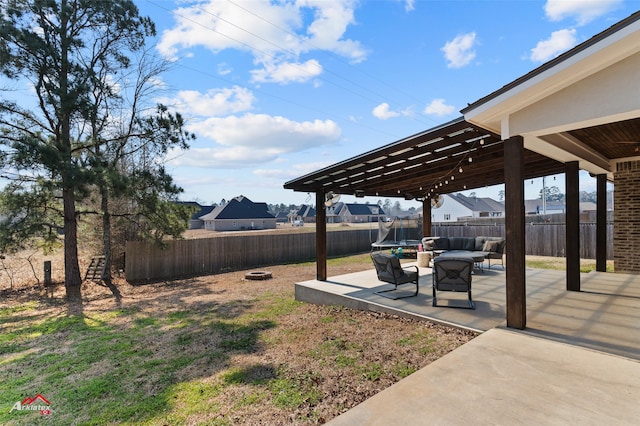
[295,263,640,424]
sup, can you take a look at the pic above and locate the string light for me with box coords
[451,176,454,180]
[459,167,463,173]
[468,157,473,163]
[480,138,485,146]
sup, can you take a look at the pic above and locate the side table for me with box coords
[417,251,432,268]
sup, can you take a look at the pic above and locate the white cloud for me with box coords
[157,0,367,84]
[251,59,323,84]
[530,28,577,62]
[190,113,340,150]
[544,0,622,25]
[255,161,334,181]
[372,103,400,120]
[170,113,341,168]
[441,32,477,68]
[372,103,413,120]
[423,99,456,117]
[158,86,256,117]
[404,0,416,12]
[217,63,232,76]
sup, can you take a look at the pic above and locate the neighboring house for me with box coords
[326,202,344,223]
[432,193,504,222]
[524,200,566,215]
[175,201,215,229]
[274,211,289,223]
[339,203,386,223]
[199,196,276,231]
[293,204,316,223]
[579,202,598,212]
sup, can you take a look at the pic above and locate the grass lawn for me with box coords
[0,253,475,425]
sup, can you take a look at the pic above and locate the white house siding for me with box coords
[432,197,472,222]
[204,219,276,231]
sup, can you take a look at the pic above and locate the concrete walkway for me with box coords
[328,328,640,425]
[295,264,640,424]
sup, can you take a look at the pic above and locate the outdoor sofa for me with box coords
[421,236,506,269]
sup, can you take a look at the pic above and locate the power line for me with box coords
[144,0,441,131]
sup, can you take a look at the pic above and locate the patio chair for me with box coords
[371,252,419,299]
[432,257,475,309]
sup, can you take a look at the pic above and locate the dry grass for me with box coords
[0,253,476,425]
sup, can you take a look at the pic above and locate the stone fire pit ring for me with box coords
[244,271,273,280]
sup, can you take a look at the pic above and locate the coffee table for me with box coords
[437,251,487,272]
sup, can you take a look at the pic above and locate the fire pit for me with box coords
[244,271,273,280]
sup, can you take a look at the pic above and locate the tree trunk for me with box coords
[63,187,82,301]
[59,3,82,302]
[101,186,112,286]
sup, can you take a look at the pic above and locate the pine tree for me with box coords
[0,0,193,300]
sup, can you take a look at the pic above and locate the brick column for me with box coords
[613,160,640,273]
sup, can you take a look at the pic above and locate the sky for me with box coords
[103,1,640,207]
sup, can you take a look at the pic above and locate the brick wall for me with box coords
[613,160,640,273]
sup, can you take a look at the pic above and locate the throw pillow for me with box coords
[483,240,500,252]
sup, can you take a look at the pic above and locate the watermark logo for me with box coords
[9,393,51,415]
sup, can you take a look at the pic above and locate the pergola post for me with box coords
[504,135,526,329]
[315,191,327,281]
[565,161,580,291]
[422,198,432,237]
[596,174,608,272]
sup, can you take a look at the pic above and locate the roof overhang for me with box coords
[284,118,564,200]
[463,11,640,179]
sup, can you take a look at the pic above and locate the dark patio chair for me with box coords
[371,252,419,299]
[432,257,475,309]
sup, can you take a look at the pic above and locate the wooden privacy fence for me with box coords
[432,223,613,259]
[125,229,378,282]
[126,223,612,282]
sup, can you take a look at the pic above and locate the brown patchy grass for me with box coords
[0,252,476,425]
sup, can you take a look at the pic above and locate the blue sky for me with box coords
[137,0,630,207]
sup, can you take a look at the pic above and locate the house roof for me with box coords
[448,194,504,213]
[462,11,640,119]
[175,201,215,220]
[343,203,385,216]
[295,204,316,217]
[462,11,640,178]
[200,196,275,220]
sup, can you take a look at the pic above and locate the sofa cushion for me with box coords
[482,240,501,253]
[475,236,488,251]
[432,238,449,250]
[448,237,475,251]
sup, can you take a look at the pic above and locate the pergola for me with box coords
[284,11,640,329]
